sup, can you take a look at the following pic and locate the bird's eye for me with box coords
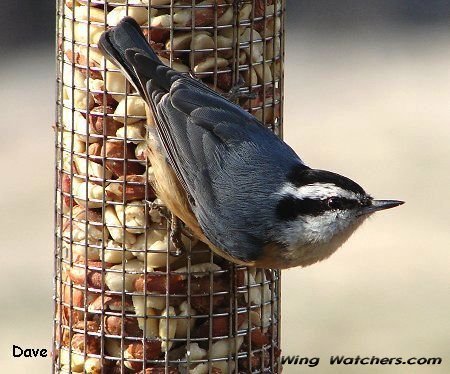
[327,197,343,210]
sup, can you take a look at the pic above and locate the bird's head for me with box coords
[272,165,403,267]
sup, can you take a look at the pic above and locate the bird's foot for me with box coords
[226,76,257,102]
[149,201,171,221]
[169,214,186,257]
[149,201,194,254]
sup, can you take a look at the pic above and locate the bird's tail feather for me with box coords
[98,17,176,101]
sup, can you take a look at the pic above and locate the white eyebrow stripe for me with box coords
[278,183,359,200]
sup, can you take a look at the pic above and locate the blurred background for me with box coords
[0,1,449,373]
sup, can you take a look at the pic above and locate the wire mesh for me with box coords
[54,1,284,373]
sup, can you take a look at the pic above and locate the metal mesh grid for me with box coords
[54,1,284,373]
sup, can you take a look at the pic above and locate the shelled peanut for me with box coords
[56,1,282,373]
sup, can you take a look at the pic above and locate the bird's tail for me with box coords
[98,17,178,102]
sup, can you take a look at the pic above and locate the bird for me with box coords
[98,17,404,269]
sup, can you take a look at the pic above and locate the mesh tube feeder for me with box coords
[54,1,285,373]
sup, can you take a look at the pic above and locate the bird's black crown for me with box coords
[287,164,366,196]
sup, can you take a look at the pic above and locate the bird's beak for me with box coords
[358,199,404,216]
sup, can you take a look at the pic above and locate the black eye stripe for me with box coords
[327,197,360,210]
[276,196,308,220]
[276,196,327,220]
[276,196,360,220]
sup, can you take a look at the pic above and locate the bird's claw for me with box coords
[226,77,257,102]
[149,201,171,221]
[170,214,186,257]
[149,202,194,255]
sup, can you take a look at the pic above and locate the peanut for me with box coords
[105,259,145,292]
[115,202,147,234]
[107,6,155,27]
[159,306,177,352]
[113,95,147,125]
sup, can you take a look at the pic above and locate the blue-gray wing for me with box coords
[98,18,304,261]
[151,77,303,261]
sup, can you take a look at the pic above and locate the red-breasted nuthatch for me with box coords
[99,17,404,269]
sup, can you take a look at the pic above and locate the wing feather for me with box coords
[148,87,193,201]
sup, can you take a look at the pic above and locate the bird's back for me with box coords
[99,17,303,263]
